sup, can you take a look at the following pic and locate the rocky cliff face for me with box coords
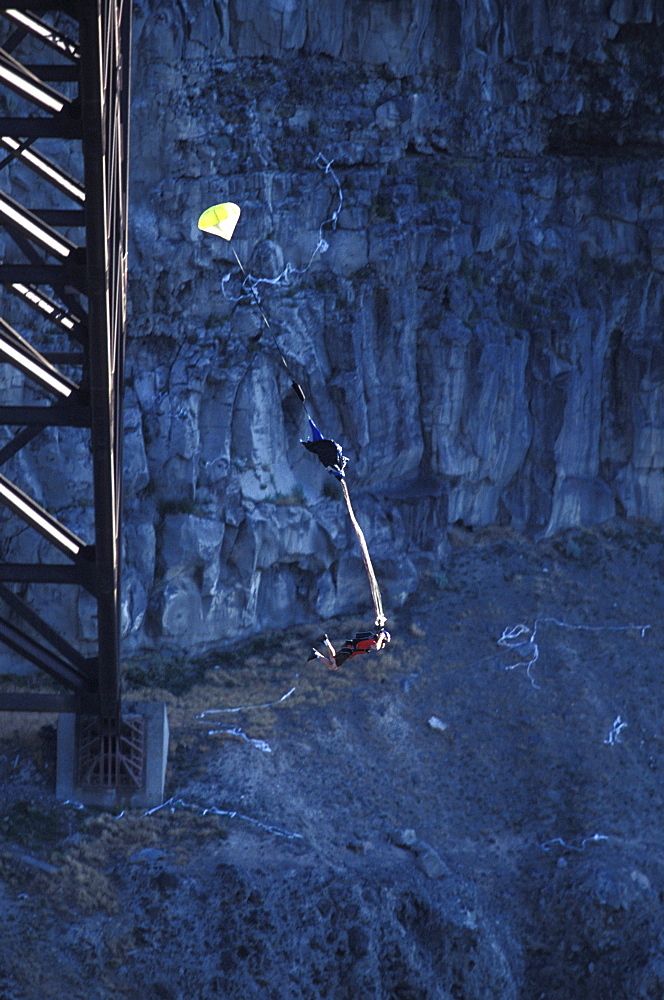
[3,0,663,660]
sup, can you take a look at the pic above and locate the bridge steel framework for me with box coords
[0,2,153,799]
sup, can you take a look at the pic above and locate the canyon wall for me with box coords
[2,0,663,658]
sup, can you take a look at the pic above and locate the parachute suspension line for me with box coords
[197,165,388,636]
[229,222,385,630]
[214,151,343,413]
[229,244,309,410]
[220,151,343,302]
[340,478,387,631]
[196,198,308,406]
[229,245,270,331]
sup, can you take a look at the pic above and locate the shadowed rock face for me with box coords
[1,0,662,659]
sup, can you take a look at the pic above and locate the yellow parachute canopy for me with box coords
[197,202,241,241]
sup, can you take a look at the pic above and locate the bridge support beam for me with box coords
[0,2,168,807]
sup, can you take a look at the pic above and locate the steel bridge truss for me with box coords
[0,1,130,722]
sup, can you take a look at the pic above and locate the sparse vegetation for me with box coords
[122,649,210,695]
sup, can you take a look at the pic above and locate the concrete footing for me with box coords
[56,701,169,809]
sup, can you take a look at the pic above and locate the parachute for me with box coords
[198,185,388,641]
[197,202,241,242]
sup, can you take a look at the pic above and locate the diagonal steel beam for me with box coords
[0,582,90,675]
[1,8,79,61]
[0,424,42,466]
[7,281,86,335]
[0,45,70,112]
[0,316,80,395]
[0,472,87,558]
[0,615,92,690]
[0,188,79,257]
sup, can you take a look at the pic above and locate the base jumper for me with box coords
[308,629,391,670]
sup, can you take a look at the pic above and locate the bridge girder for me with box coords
[0,1,131,722]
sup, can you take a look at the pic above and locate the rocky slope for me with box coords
[0,520,662,998]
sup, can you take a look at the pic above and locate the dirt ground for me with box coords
[0,520,663,999]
